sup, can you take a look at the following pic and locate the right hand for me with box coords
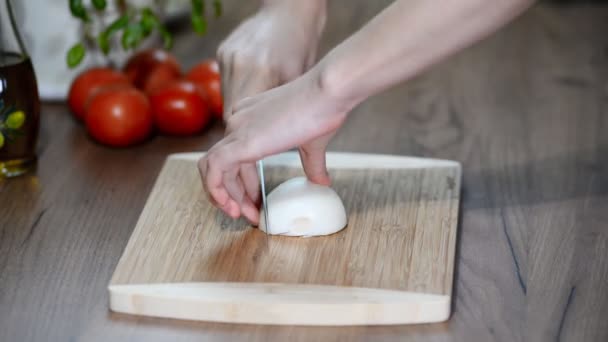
[212,1,327,222]
[218,1,327,121]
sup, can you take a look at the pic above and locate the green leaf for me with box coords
[121,23,144,50]
[69,0,89,21]
[67,42,86,68]
[138,8,172,49]
[191,11,207,35]
[97,34,110,55]
[158,25,173,49]
[190,0,207,34]
[191,0,204,16]
[140,8,158,35]
[98,14,130,55]
[213,0,222,17]
[92,0,107,10]
[105,14,131,35]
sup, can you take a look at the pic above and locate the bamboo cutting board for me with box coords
[109,152,461,325]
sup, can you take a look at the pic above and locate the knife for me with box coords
[257,160,270,243]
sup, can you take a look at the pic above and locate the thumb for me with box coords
[299,135,333,186]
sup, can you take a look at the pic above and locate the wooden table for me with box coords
[1,1,607,341]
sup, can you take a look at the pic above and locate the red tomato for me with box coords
[85,87,153,147]
[200,79,223,119]
[68,68,130,120]
[150,80,211,136]
[186,59,220,84]
[84,83,133,112]
[124,49,182,95]
[185,60,223,119]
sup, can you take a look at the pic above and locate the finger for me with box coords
[201,155,238,219]
[240,194,260,225]
[223,198,241,219]
[206,136,259,216]
[299,136,333,186]
[233,64,279,100]
[223,169,246,207]
[240,163,261,206]
[205,148,233,208]
[299,147,331,186]
[232,95,258,114]
[226,61,279,117]
[222,167,259,223]
[198,156,219,207]
[222,144,261,224]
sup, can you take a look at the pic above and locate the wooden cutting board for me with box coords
[109,152,461,326]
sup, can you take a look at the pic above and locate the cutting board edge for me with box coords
[108,282,451,326]
[168,151,462,170]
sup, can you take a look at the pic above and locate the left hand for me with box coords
[198,69,351,224]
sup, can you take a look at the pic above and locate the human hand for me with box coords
[218,0,327,121]
[198,68,352,224]
[209,1,327,224]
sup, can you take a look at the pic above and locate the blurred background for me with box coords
[8,0,606,100]
[6,0,194,99]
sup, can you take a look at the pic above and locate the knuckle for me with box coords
[282,62,303,80]
[198,165,207,181]
[225,116,241,133]
[232,97,253,113]
[207,145,237,172]
[216,46,224,60]
[197,157,207,170]
[205,150,222,169]
[216,40,232,59]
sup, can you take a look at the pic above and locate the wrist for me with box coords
[312,55,363,113]
[307,61,358,121]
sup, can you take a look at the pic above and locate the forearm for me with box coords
[262,0,327,34]
[263,0,326,11]
[318,0,534,106]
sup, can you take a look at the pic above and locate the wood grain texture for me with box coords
[108,153,460,324]
[1,0,607,341]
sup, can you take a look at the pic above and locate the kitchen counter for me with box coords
[1,1,607,341]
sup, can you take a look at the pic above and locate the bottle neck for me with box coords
[0,0,28,56]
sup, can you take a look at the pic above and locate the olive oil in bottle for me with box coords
[0,0,41,177]
[0,52,40,177]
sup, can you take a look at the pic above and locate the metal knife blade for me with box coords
[257,160,270,243]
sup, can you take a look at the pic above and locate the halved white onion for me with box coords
[259,177,347,237]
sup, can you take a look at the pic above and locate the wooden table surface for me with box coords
[1,1,607,341]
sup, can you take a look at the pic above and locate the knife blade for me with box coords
[257,160,270,243]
